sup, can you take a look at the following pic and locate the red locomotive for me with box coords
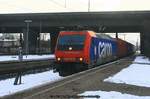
[54,31,135,76]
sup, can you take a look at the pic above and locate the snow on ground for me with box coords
[134,56,150,64]
[0,54,55,62]
[0,70,62,97]
[104,56,150,87]
[80,91,150,99]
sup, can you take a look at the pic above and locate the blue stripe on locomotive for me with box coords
[89,37,117,62]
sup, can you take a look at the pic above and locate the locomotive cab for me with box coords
[55,31,95,65]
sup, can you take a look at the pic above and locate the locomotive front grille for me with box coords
[63,58,76,61]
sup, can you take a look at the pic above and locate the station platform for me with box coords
[0,54,55,62]
[0,54,55,75]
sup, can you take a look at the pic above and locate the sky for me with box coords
[106,33,140,45]
[0,0,146,45]
[0,0,150,13]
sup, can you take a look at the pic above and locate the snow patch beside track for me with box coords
[104,56,150,87]
[0,70,62,97]
[80,91,150,99]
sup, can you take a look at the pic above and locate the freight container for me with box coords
[116,38,127,57]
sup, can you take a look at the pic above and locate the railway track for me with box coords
[0,59,55,81]
[0,59,54,75]
[1,56,135,99]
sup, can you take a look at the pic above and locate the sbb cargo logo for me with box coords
[95,42,112,58]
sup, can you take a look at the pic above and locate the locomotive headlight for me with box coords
[69,47,72,50]
[79,58,83,61]
[57,58,61,61]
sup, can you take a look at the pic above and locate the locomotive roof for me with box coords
[95,33,114,40]
[59,31,115,40]
[59,30,96,36]
[60,30,93,33]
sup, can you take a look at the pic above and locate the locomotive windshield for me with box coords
[57,34,86,51]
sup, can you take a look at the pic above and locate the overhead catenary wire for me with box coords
[47,0,76,12]
[0,0,91,13]
[47,0,92,12]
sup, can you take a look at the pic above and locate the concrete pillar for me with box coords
[28,31,39,54]
[141,21,150,57]
[23,29,39,54]
[23,28,26,54]
[50,31,59,54]
[19,33,23,48]
[116,32,118,38]
[36,33,40,54]
[140,33,144,54]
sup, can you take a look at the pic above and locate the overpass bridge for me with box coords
[0,11,149,56]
